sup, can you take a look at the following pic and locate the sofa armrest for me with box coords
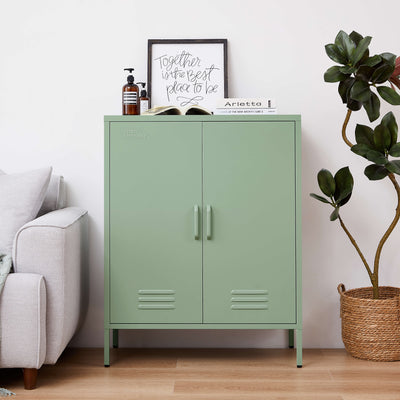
[12,207,88,364]
[0,273,46,369]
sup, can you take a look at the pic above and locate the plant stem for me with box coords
[339,109,375,285]
[338,215,374,284]
[341,109,377,297]
[372,173,400,298]
[340,109,400,298]
[342,109,353,148]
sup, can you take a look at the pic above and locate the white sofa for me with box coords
[0,174,88,389]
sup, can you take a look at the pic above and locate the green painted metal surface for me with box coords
[104,115,302,366]
[108,122,202,323]
[202,122,296,323]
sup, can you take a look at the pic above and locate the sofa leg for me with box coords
[23,368,38,390]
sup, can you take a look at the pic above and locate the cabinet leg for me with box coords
[104,329,110,367]
[288,329,294,348]
[296,329,302,368]
[113,329,119,348]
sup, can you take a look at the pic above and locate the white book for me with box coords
[214,108,277,115]
[215,98,276,109]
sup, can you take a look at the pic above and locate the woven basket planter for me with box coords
[338,284,400,361]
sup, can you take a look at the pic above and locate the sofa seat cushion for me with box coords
[0,167,52,255]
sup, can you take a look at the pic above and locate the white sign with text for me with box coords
[149,41,226,112]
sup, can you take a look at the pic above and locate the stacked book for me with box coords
[214,98,277,115]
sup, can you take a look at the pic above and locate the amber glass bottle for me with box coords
[122,68,139,115]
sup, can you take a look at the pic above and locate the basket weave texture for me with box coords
[338,284,400,361]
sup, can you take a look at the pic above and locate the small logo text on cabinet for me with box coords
[124,130,149,139]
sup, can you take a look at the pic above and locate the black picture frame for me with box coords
[147,39,228,110]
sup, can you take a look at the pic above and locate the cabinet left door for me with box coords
[107,121,203,323]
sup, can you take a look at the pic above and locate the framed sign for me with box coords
[147,39,228,111]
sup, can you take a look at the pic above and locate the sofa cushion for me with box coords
[2,170,67,217]
[0,167,52,255]
[37,175,66,216]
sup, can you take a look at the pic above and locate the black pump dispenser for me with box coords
[124,68,135,84]
[122,68,139,115]
[137,82,147,97]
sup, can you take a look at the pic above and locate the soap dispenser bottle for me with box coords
[137,82,150,114]
[122,68,139,115]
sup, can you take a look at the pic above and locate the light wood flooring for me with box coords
[1,348,400,399]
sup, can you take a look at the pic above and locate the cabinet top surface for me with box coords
[104,115,301,123]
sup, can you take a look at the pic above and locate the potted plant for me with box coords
[310,30,400,361]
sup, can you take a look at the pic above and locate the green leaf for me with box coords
[380,52,396,65]
[324,66,348,82]
[325,43,347,64]
[364,164,389,180]
[381,112,398,147]
[347,98,362,111]
[338,77,354,103]
[377,86,400,105]
[349,80,371,102]
[363,55,382,67]
[389,143,400,157]
[317,169,336,197]
[365,150,387,165]
[351,143,371,157]
[356,65,374,81]
[335,31,356,59]
[363,92,380,122]
[359,49,370,65]
[339,65,356,74]
[351,144,386,164]
[334,166,354,205]
[386,160,400,175]
[310,193,331,204]
[338,193,352,207]
[349,31,364,45]
[371,64,395,84]
[330,207,340,221]
[351,36,372,65]
[355,124,375,146]
[373,123,392,152]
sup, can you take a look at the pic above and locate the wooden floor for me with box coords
[1,348,400,399]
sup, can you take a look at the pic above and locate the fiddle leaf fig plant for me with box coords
[311,31,400,299]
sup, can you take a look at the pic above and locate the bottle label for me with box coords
[140,100,149,114]
[123,92,137,105]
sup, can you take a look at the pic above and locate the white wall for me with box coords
[1,0,400,349]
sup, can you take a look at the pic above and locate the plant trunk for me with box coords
[372,173,400,300]
[371,275,379,299]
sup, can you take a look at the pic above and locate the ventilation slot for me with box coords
[138,290,176,310]
[230,289,268,310]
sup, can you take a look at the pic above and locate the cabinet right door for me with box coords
[203,121,297,324]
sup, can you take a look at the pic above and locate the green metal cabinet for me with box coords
[104,115,302,367]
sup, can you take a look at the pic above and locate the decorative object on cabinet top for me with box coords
[214,98,277,115]
[147,39,228,112]
[142,104,211,116]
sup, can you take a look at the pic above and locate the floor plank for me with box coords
[0,348,399,399]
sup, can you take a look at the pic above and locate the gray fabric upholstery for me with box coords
[12,207,88,364]
[37,175,66,216]
[0,167,52,254]
[0,273,46,369]
[0,167,87,374]
[0,170,66,217]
